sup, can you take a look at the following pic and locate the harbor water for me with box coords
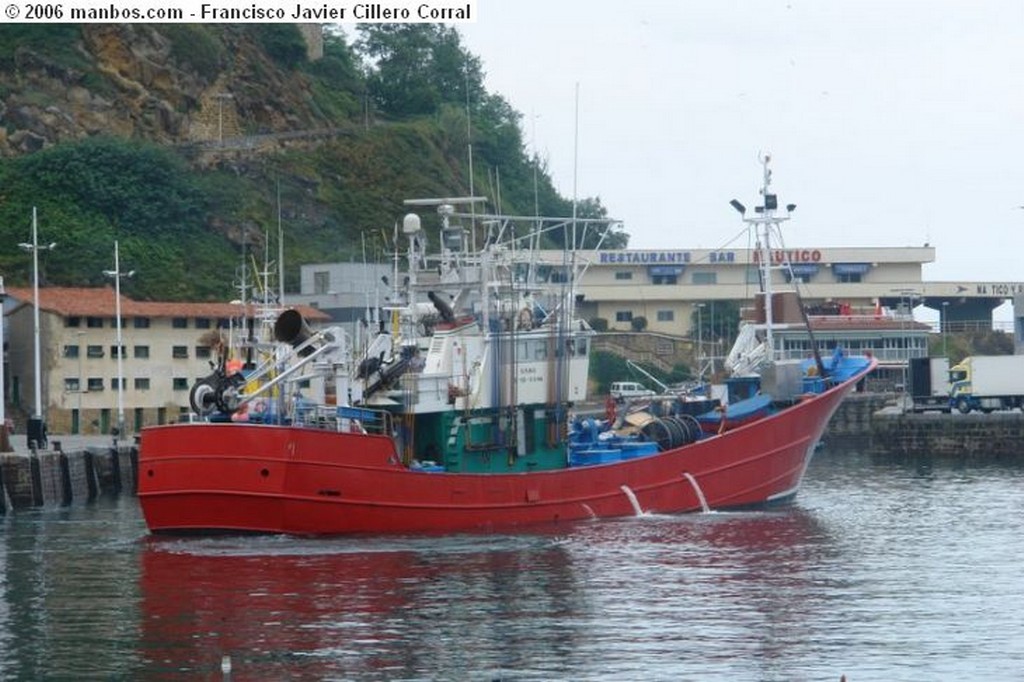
[1,447,1022,681]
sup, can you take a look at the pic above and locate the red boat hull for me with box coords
[138,366,870,535]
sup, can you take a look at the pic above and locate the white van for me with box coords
[610,381,656,400]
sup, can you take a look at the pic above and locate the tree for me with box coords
[355,25,484,118]
[691,300,741,350]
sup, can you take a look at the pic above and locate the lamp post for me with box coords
[942,301,950,358]
[76,330,85,435]
[103,240,134,441]
[695,303,706,381]
[0,276,7,452]
[18,207,55,450]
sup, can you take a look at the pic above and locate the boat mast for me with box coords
[758,156,776,359]
[731,153,792,363]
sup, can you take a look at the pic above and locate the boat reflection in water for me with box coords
[138,508,830,679]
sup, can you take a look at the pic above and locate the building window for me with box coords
[615,311,634,323]
[313,270,330,294]
[134,345,150,359]
[110,377,126,390]
[172,346,189,359]
[172,317,188,329]
[86,317,103,328]
[196,346,212,359]
[134,317,150,329]
[64,378,80,392]
[134,377,150,390]
[745,269,761,284]
[172,377,189,391]
[216,318,230,329]
[87,377,104,392]
[692,272,718,285]
[87,345,104,358]
[836,272,862,283]
[65,316,81,328]
[656,310,675,322]
[614,271,633,281]
[195,318,211,329]
[63,345,80,358]
[110,345,126,359]
[651,274,678,285]
[785,272,814,284]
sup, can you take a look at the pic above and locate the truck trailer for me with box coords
[948,355,1024,413]
[908,357,951,413]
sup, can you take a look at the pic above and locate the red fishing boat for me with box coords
[138,158,875,535]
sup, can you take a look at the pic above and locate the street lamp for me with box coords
[695,303,706,381]
[76,330,85,435]
[18,207,56,450]
[942,301,950,358]
[0,276,7,452]
[103,240,134,441]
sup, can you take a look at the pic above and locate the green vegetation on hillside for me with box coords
[0,25,628,300]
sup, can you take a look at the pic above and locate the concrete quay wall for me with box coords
[826,392,1024,459]
[868,410,1024,459]
[0,446,136,513]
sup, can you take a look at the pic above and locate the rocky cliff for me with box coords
[0,25,328,156]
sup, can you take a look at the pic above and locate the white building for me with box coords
[3,287,326,436]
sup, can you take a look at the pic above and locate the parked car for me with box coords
[609,381,656,400]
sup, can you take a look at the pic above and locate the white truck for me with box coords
[948,355,1024,414]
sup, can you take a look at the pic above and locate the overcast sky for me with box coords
[459,0,1024,286]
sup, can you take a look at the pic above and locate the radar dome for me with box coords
[402,213,422,234]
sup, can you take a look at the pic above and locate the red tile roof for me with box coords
[807,315,932,331]
[4,287,329,322]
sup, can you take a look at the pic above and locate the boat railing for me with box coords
[336,405,393,436]
[289,403,393,436]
